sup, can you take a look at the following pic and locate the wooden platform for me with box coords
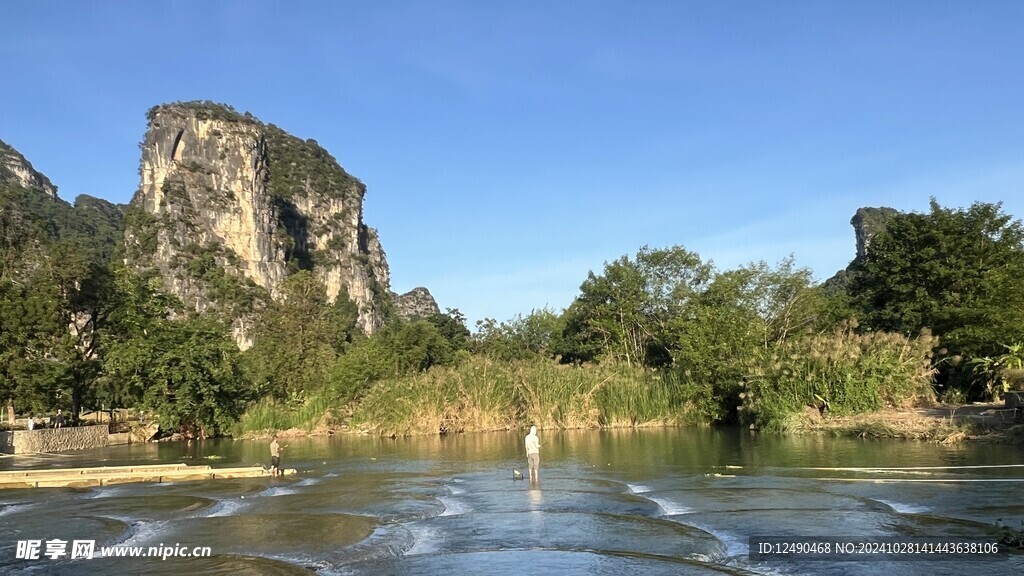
[0,463,294,489]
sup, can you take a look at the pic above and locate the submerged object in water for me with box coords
[512,469,524,480]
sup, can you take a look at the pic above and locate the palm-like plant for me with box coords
[998,343,1024,392]
[998,343,1024,370]
[969,343,1024,400]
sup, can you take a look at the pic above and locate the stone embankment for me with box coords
[0,425,109,454]
[0,421,159,454]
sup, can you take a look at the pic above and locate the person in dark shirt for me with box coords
[54,409,65,428]
[270,434,282,477]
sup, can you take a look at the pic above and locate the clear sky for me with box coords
[3,1,1022,327]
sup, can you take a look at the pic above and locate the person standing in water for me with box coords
[270,434,282,477]
[525,425,541,482]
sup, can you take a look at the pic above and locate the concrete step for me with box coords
[0,463,200,478]
[0,464,294,489]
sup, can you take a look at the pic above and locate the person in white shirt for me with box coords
[525,425,541,482]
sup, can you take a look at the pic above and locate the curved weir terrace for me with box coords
[1,428,1022,575]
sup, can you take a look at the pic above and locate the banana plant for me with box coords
[998,342,1024,371]
[967,355,1003,401]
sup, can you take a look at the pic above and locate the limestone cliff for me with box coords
[823,206,902,293]
[0,138,57,200]
[851,207,899,259]
[392,287,440,320]
[123,101,391,340]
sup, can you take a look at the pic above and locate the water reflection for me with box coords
[528,483,543,509]
[1,428,1022,575]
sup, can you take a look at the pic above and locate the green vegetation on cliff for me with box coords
[264,124,362,202]
[146,101,253,124]
[0,184,123,280]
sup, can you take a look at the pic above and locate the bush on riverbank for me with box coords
[739,325,938,430]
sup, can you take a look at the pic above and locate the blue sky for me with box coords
[3,1,1022,326]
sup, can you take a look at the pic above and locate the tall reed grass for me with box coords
[349,356,694,435]
[233,390,338,435]
[235,326,941,437]
[739,326,937,430]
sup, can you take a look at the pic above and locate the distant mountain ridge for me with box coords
[0,138,124,281]
[0,138,57,200]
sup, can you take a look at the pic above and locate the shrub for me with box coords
[739,324,937,430]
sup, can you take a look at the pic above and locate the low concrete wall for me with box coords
[108,432,132,446]
[0,425,109,454]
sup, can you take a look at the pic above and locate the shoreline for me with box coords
[788,404,1024,444]
[238,403,1023,445]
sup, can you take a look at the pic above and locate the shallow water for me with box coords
[1,428,1022,575]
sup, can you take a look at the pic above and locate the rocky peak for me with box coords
[822,206,903,292]
[851,207,899,259]
[392,287,440,321]
[0,138,58,199]
[123,101,392,342]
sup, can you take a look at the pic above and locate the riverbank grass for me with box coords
[349,357,698,436]
[233,391,338,435]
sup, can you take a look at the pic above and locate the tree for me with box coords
[37,243,122,421]
[97,266,182,412]
[0,279,65,416]
[726,258,824,349]
[329,318,456,402]
[668,259,822,422]
[428,308,471,352]
[242,272,358,399]
[389,320,454,373]
[562,246,711,367]
[108,316,245,436]
[849,200,1024,358]
[471,308,565,361]
[0,243,119,421]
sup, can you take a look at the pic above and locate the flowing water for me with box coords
[1,428,1022,575]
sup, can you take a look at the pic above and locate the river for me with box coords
[1,428,1022,575]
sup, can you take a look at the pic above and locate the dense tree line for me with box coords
[3,189,1022,434]
[848,200,1024,398]
[464,200,1024,423]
